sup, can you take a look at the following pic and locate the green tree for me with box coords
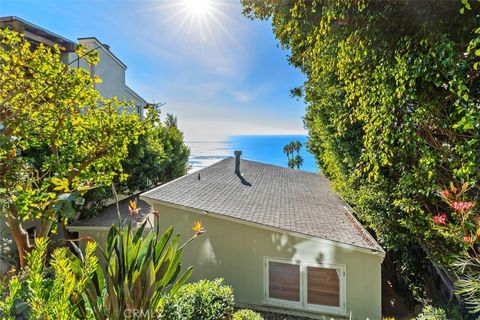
[293,155,304,170]
[242,0,480,299]
[165,113,178,129]
[79,105,190,219]
[118,104,189,192]
[0,29,142,267]
[291,140,302,157]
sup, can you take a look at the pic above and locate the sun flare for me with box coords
[150,0,235,43]
[184,0,213,16]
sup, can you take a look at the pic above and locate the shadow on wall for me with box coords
[175,211,337,288]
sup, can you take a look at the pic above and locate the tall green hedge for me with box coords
[241,0,480,299]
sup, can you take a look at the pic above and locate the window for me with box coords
[306,266,340,307]
[268,261,300,302]
[265,258,345,315]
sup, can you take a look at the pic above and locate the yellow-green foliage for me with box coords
[158,278,235,320]
[0,27,143,265]
[0,237,98,320]
[241,0,480,301]
[233,309,264,320]
[80,105,190,220]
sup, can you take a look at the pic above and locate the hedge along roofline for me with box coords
[140,196,386,259]
[66,224,153,232]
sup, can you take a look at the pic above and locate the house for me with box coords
[66,152,384,319]
[0,16,147,114]
[139,152,384,319]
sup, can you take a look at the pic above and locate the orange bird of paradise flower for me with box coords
[193,221,205,235]
[129,199,140,217]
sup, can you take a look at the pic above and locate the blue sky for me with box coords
[0,0,307,141]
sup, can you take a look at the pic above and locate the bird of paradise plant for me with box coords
[80,215,203,319]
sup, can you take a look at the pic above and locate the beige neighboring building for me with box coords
[71,152,385,320]
[0,16,147,114]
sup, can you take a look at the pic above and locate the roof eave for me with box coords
[141,195,386,259]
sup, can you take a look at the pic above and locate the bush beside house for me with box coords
[158,278,235,320]
[233,309,264,320]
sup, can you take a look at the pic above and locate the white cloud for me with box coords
[161,101,307,141]
[231,91,252,103]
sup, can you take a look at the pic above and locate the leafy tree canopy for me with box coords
[0,29,143,267]
[79,105,190,219]
[242,0,480,298]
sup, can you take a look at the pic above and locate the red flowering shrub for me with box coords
[432,183,480,312]
[432,214,447,225]
[433,183,478,257]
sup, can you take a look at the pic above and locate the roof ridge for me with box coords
[141,157,233,197]
[238,158,321,176]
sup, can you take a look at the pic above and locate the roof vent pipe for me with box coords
[234,150,242,175]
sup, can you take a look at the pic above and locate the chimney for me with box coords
[234,150,242,175]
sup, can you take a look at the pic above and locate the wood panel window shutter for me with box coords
[268,261,300,301]
[306,266,340,307]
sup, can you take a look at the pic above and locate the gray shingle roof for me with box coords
[141,157,383,252]
[69,197,153,228]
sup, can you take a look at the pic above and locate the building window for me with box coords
[268,261,300,302]
[265,258,345,314]
[306,266,340,307]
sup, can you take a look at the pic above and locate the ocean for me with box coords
[187,135,318,173]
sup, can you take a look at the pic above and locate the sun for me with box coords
[184,0,213,16]
[149,0,236,43]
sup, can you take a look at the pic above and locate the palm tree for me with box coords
[283,143,294,167]
[288,158,295,169]
[293,155,304,169]
[290,140,303,156]
[283,143,292,157]
[284,141,303,169]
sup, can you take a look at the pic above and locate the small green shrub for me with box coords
[233,309,264,320]
[0,237,99,320]
[159,278,235,320]
[415,305,447,320]
[415,304,464,320]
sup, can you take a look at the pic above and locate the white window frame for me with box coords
[264,257,346,316]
